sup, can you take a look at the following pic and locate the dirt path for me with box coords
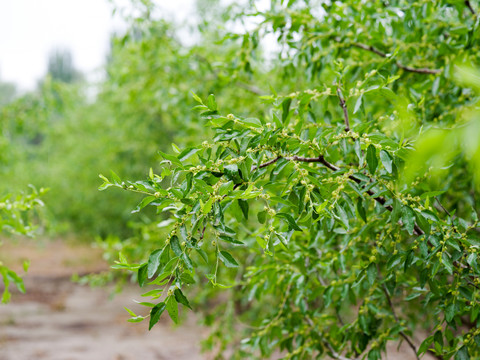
[0,239,206,360]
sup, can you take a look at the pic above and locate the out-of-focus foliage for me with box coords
[0,3,268,236]
[46,48,83,84]
[0,186,46,304]
[101,1,480,360]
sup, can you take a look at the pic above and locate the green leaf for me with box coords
[446,302,455,322]
[380,150,393,173]
[276,213,302,231]
[174,288,192,309]
[178,147,200,162]
[455,346,470,360]
[238,199,249,220]
[281,97,292,124]
[158,150,183,167]
[356,198,367,223]
[354,94,363,114]
[218,250,239,268]
[149,302,166,330]
[191,91,203,104]
[180,273,195,284]
[181,253,193,270]
[166,296,179,324]
[442,253,453,275]
[207,94,217,111]
[170,236,182,257]
[147,248,163,278]
[367,263,377,285]
[132,196,156,214]
[138,263,148,287]
[366,145,378,174]
[257,211,267,224]
[401,206,416,235]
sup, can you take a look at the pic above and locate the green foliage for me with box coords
[0,185,45,304]
[104,1,480,359]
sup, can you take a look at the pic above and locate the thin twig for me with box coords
[382,285,420,360]
[465,0,476,15]
[334,38,441,74]
[336,85,350,131]
[435,196,453,219]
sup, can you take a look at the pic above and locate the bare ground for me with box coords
[0,239,433,360]
[0,239,206,360]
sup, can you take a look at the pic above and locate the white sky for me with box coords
[0,0,195,91]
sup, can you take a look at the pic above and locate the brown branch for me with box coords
[382,285,420,360]
[251,156,281,171]
[465,0,476,15]
[336,86,350,132]
[334,38,441,74]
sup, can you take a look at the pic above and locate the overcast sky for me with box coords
[0,0,195,91]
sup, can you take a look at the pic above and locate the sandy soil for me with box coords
[0,239,206,360]
[0,239,434,360]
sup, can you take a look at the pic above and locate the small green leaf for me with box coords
[166,296,179,323]
[181,253,193,270]
[147,249,163,278]
[354,94,363,114]
[207,94,217,111]
[257,211,267,224]
[367,145,378,174]
[238,199,249,220]
[218,250,239,268]
[178,147,200,162]
[402,206,416,235]
[276,213,302,231]
[446,302,455,322]
[367,263,377,285]
[149,302,166,330]
[356,198,367,223]
[132,196,156,214]
[191,91,203,104]
[170,236,182,257]
[174,288,192,309]
[138,263,148,287]
[455,346,470,360]
[380,150,393,173]
[281,97,292,124]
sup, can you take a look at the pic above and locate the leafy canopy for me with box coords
[100,1,480,359]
